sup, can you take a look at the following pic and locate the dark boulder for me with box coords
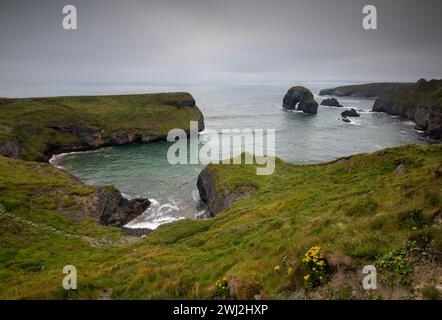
[342,117,351,123]
[282,86,318,114]
[341,109,360,117]
[321,98,343,107]
[76,187,151,227]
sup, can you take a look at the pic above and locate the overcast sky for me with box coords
[1,0,441,93]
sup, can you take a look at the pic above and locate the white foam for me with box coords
[126,215,185,230]
[343,118,361,126]
[121,192,132,200]
[148,198,160,207]
[192,189,201,201]
[158,203,180,214]
[49,147,113,168]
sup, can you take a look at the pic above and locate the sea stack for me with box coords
[341,109,361,117]
[320,98,343,107]
[282,86,318,114]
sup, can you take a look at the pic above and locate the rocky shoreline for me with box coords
[0,92,205,235]
[372,79,442,139]
[0,92,205,162]
[320,79,442,140]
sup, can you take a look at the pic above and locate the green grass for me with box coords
[0,144,441,299]
[396,79,442,110]
[0,93,204,161]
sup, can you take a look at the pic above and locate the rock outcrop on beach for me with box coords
[78,187,150,227]
[320,98,343,107]
[0,92,205,161]
[341,109,360,117]
[282,86,318,114]
[372,79,442,139]
[89,189,151,227]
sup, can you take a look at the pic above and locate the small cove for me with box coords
[51,82,433,229]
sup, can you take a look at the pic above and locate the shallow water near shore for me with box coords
[53,82,433,229]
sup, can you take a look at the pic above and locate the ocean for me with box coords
[48,81,432,230]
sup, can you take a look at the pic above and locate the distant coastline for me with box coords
[319,79,442,140]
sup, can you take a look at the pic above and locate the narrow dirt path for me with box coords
[0,205,140,248]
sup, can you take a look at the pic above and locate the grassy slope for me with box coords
[396,79,442,109]
[0,144,441,299]
[0,155,128,299]
[0,93,204,161]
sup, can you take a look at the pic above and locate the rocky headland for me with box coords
[319,82,414,98]
[372,79,442,139]
[320,79,442,139]
[0,92,205,233]
[0,92,205,161]
[194,145,442,299]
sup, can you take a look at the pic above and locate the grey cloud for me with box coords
[0,0,441,93]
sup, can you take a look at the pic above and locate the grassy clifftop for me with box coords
[372,79,442,139]
[0,144,441,299]
[394,79,442,109]
[0,93,204,161]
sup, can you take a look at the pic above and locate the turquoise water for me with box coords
[53,82,432,229]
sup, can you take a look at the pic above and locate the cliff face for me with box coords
[372,79,442,139]
[197,166,255,215]
[0,92,205,161]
